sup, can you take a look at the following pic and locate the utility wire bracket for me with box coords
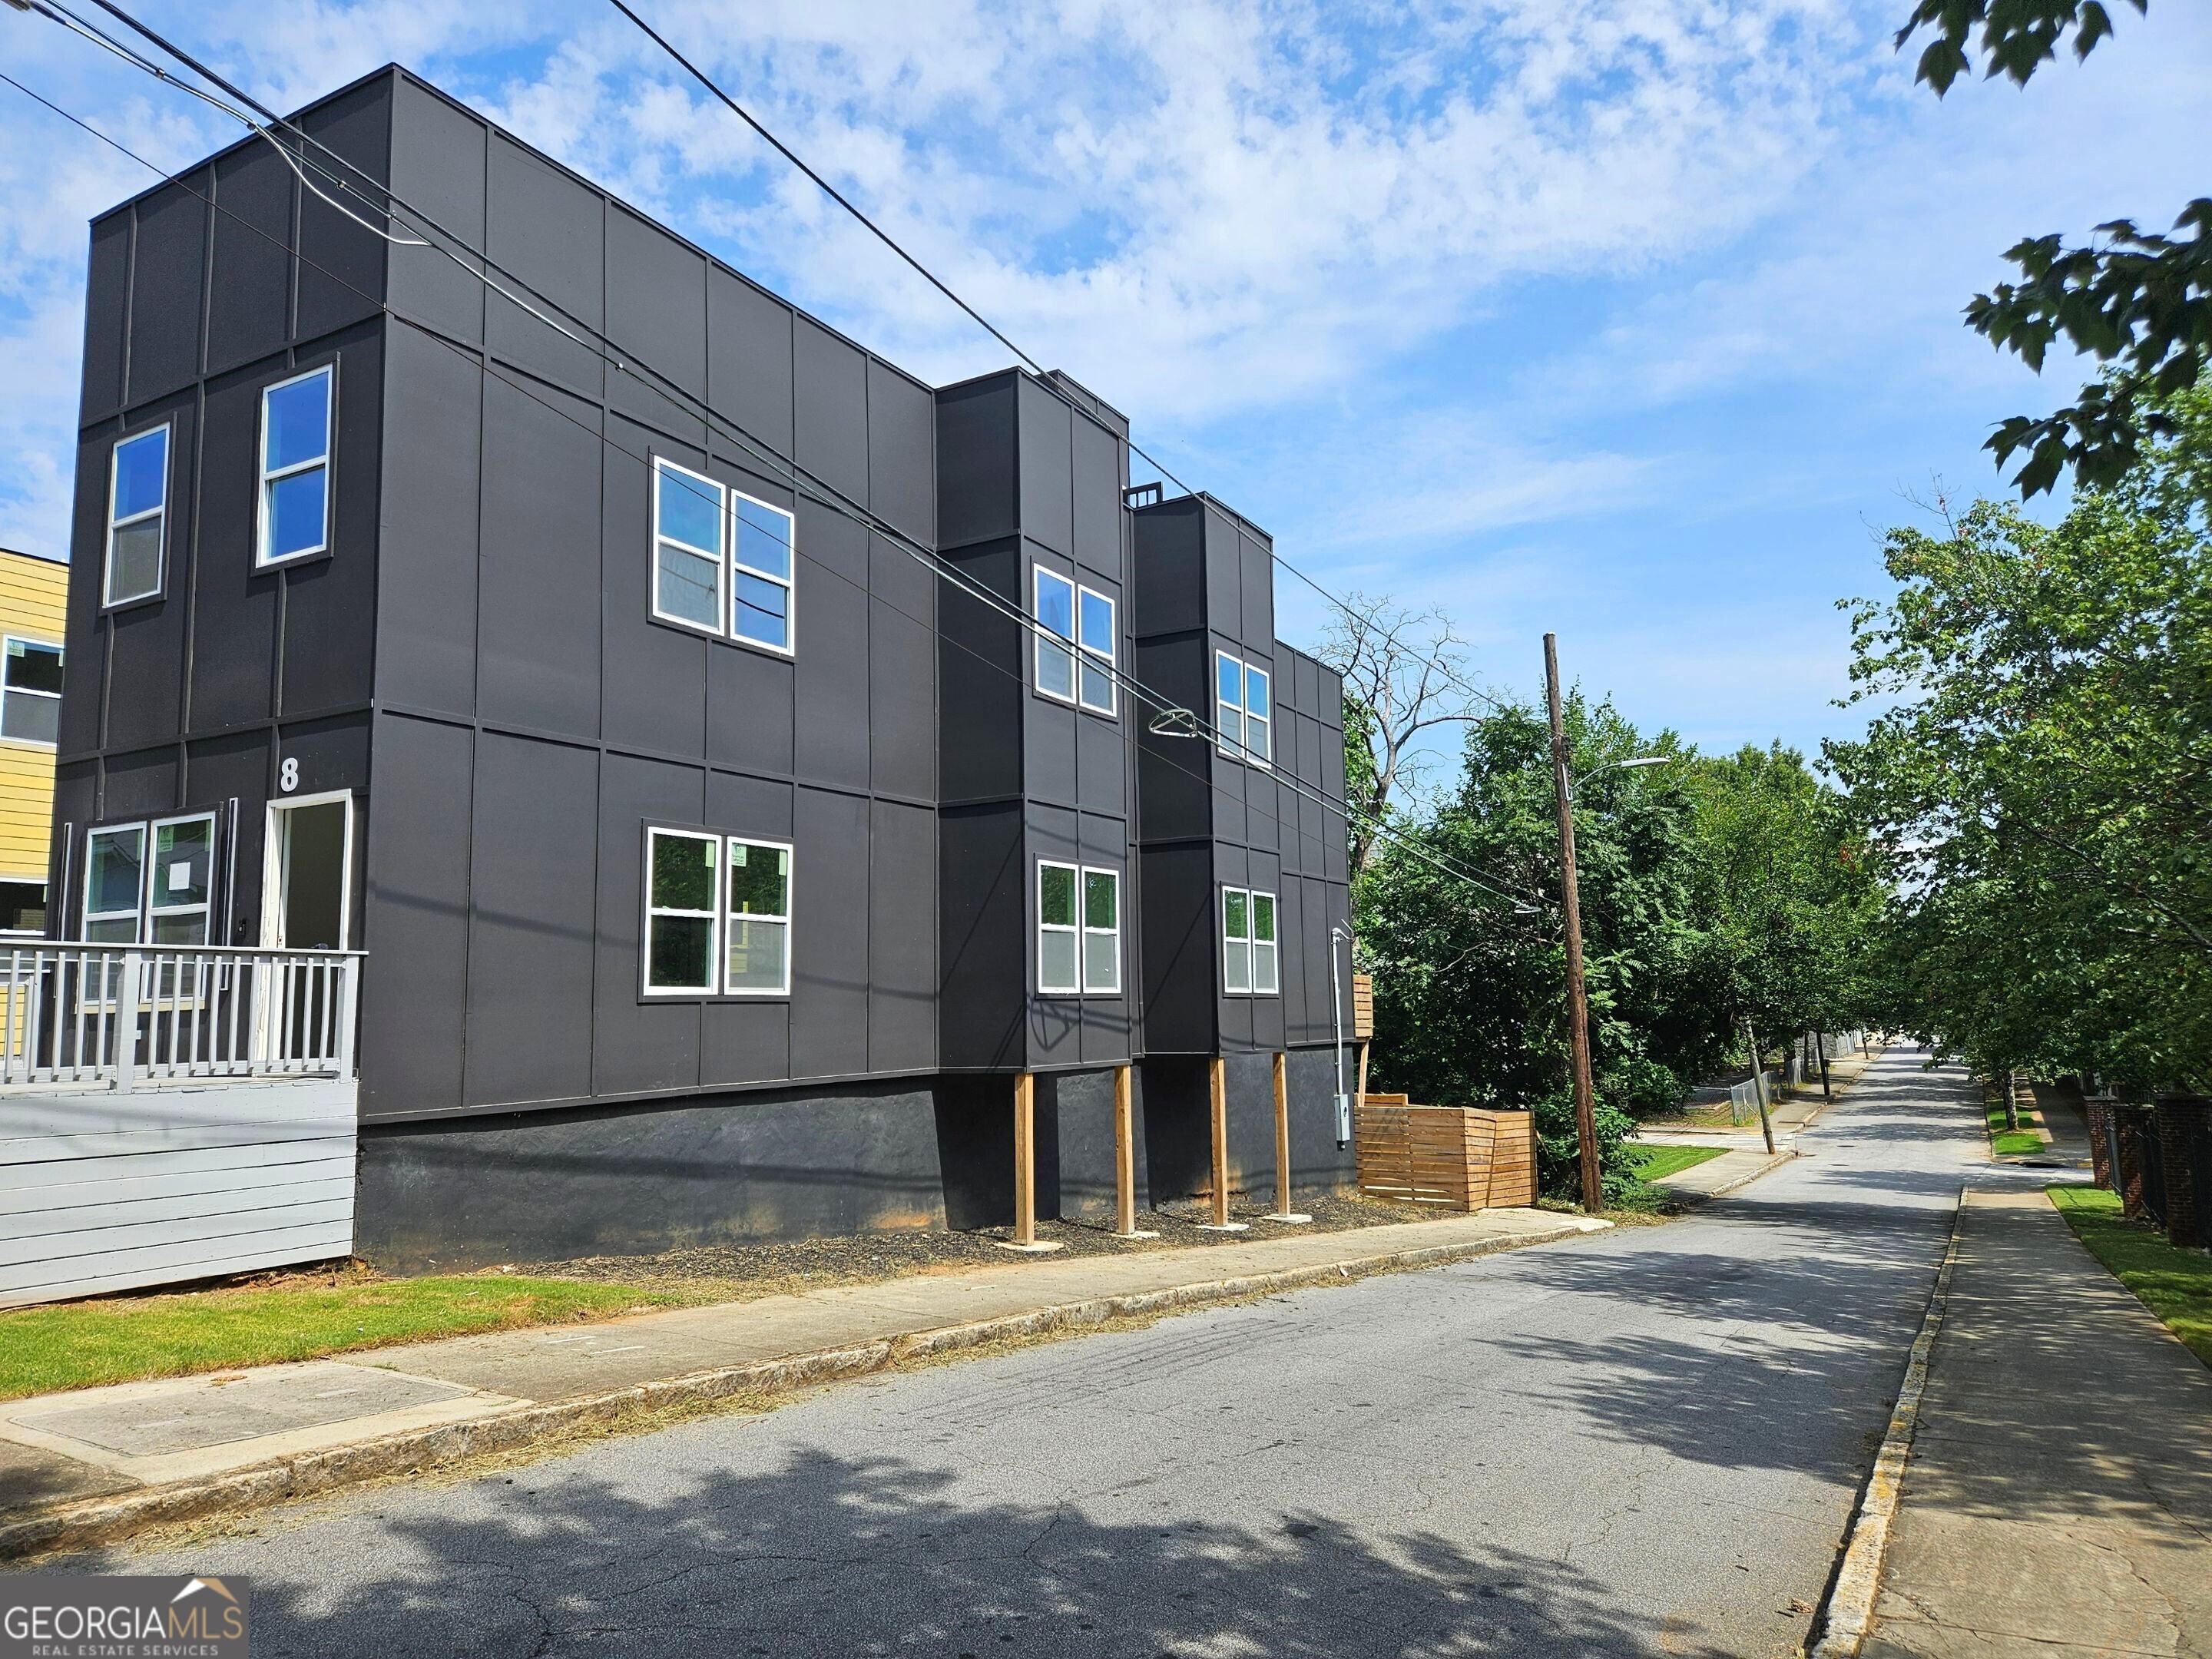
[1147,706,1202,739]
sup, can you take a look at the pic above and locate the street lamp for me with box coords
[1569,755,1670,799]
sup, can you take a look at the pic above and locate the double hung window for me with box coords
[1221,886,1279,995]
[104,425,169,606]
[1214,652,1272,766]
[258,367,333,566]
[644,827,792,997]
[82,814,216,945]
[1,638,62,746]
[1034,567,1119,717]
[651,459,796,654]
[1038,860,1121,995]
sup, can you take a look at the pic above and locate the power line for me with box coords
[0,64,1543,919]
[604,0,1523,723]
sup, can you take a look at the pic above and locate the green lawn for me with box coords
[2048,1185,2212,1367]
[1986,1105,2044,1157]
[1625,1144,1729,1182]
[0,1272,697,1401]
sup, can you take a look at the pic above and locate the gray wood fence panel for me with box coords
[0,1079,357,1309]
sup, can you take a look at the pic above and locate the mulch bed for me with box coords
[515,1190,1435,1300]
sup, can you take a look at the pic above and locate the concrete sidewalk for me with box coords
[0,1205,1607,1558]
[1648,1145,1795,1198]
[1863,1185,2212,1657]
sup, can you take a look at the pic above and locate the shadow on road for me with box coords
[189,1449,1725,1658]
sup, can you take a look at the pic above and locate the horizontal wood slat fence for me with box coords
[1353,1096,1536,1210]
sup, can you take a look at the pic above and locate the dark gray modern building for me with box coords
[54,65,1354,1269]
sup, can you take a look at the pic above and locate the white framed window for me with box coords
[147,814,215,946]
[643,826,793,997]
[1034,565,1076,704]
[653,459,726,634]
[724,836,792,995]
[84,824,147,944]
[1215,652,1273,766]
[1077,585,1116,715]
[1082,866,1120,993]
[644,828,720,995]
[1,637,62,746]
[0,880,45,937]
[733,492,796,654]
[80,813,217,945]
[104,423,169,606]
[1038,859,1121,996]
[1037,859,1079,994]
[257,366,334,566]
[1221,886,1280,996]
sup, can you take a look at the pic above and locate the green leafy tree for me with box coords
[1895,0,2208,497]
[1826,379,2212,1091]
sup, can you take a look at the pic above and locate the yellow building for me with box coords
[0,548,66,936]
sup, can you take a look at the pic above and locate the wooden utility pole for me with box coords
[1742,1017,1777,1155]
[1543,634,1603,1215]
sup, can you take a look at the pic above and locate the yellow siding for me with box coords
[0,551,67,886]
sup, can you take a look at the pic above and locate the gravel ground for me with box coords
[514,1189,1439,1300]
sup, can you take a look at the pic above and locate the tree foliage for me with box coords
[1895,0,2208,499]
[1354,690,1880,1197]
[1824,379,2212,1090]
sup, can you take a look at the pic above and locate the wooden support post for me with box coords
[1264,1051,1311,1224]
[1013,1071,1036,1245]
[1111,1063,1156,1238]
[1356,1041,1370,1108]
[1209,1057,1230,1227]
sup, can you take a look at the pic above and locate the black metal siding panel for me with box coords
[1015,377,1072,557]
[1277,877,1308,1045]
[359,712,472,1119]
[1131,498,1204,640]
[375,321,481,718]
[80,215,130,426]
[1203,506,1241,644]
[606,205,708,441]
[180,733,267,945]
[1238,525,1274,655]
[591,751,706,1098]
[187,373,278,733]
[462,731,598,1108]
[706,270,793,460]
[1133,638,1210,845]
[279,329,383,714]
[869,798,937,1072]
[476,373,602,739]
[869,559,937,803]
[205,146,293,379]
[938,803,1023,1070]
[294,81,391,341]
[126,179,208,407]
[707,644,794,777]
[867,360,935,547]
[1071,415,1124,585]
[793,503,871,793]
[934,377,1016,550]
[790,784,869,1078]
[99,747,177,822]
[600,422,707,761]
[485,134,604,398]
[386,76,486,346]
[1075,698,1125,818]
[1137,844,1215,1055]
[935,541,1022,806]
[57,452,104,758]
[793,318,868,508]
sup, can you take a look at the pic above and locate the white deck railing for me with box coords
[0,944,361,1091]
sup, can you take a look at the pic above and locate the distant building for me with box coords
[0,548,65,937]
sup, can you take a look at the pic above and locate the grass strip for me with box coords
[1624,1144,1728,1183]
[2048,1185,2212,1366]
[1985,1105,2043,1157]
[0,1272,697,1401]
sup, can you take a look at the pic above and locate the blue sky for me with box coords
[2,0,2206,768]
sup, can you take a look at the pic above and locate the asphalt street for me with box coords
[66,1048,1982,1657]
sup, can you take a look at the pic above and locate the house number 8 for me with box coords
[280,757,300,793]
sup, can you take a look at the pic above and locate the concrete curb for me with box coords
[1806,1184,1965,1658]
[0,1219,1604,1562]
